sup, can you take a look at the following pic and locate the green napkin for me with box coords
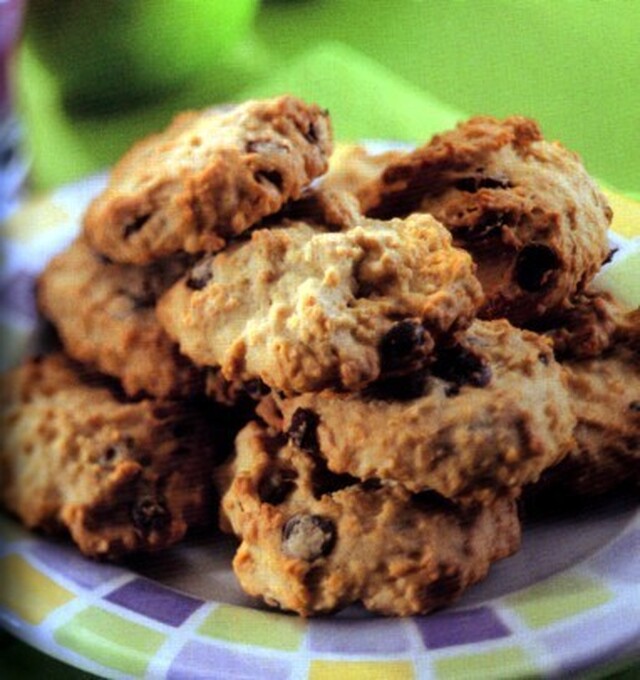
[241,41,463,144]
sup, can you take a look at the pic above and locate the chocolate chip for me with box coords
[515,244,560,292]
[379,320,427,371]
[255,169,284,191]
[131,497,170,535]
[281,514,336,560]
[186,258,213,290]
[454,175,511,192]
[288,408,320,455]
[629,401,640,412]
[258,468,297,505]
[432,345,492,393]
[123,214,150,239]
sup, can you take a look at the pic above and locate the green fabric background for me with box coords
[15,0,640,196]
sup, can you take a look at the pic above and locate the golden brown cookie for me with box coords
[268,319,575,503]
[360,116,612,325]
[83,96,332,264]
[215,421,521,617]
[0,353,218,558]
[37,237,203,398]
[531,303,640,498]
[157,211,483,394]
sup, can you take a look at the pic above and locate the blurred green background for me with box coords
[14,0,640,197]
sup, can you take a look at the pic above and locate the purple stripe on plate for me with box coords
[30,541,124,589]
[105,577,203,627]
[167,641,293,680]
[0,269,38,321]
[308,618,411,654]
[588,527,640,583]
[416,606,511,650]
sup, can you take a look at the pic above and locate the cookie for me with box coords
[83,96,332,264]
[531,303,640,498]
[215,421,521,616]
[157,211,483,394]
[532,289,630,360]
[0,353,218,558]
[360,116,612,325]
[268,319,575,503]
[37,237,203,398]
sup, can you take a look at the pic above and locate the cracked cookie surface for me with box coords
[37,237,202,398]
[215,420,521,616]
[360,116,612,325]
[157,212,483,394]
[83,96,332,264]
[0,353,217,558]
[268,319,575,502]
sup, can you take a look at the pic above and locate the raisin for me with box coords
[281,514,336,560]
[432,345,492,393]
[287,408,320,455]
[379,320,427,371]
[131,497,170,535]
[629,401,640,412]
[515,244,560,291]
[365,370,428,402]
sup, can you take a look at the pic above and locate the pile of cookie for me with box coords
[1,96,638,617]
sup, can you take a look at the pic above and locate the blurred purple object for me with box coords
[1,0,27,221]
[0,0,24,111]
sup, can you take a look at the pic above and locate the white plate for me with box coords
[1,172,639,679]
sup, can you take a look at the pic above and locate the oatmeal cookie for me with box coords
[269,319,575,503]
[157,212,483,394]
[532,304,640,498]
[360,116,612,324]
[0,354,218,558]
[215,421,521,617]
[37,237,203,398]
[83,96,332,264]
